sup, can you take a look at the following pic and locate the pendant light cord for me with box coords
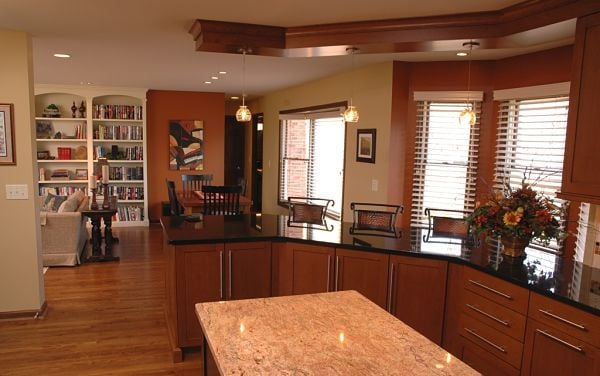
[242,49,247,107]
[466,42,472,106]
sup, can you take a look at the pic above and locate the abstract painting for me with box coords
[169,120,204,170]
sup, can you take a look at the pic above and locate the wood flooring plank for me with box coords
[0,225,202,376]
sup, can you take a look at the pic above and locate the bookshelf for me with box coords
[35,85,148,227]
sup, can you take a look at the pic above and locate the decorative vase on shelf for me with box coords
[500,234,530,260]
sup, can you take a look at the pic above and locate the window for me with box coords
[495,95,569,253]
[279,108,345,218]
[411,101,481,226]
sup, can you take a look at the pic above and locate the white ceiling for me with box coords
[0,0,573,98]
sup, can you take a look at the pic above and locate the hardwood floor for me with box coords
[0,224,202,376]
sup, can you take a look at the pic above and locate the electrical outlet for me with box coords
[5,184,28,200]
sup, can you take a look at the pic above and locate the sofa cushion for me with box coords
[41,194,68,212]
[58,190,86,213]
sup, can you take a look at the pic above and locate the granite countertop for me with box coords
[195,290,478,375]
[162,214,600,315]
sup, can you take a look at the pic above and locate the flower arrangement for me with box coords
[467,181,562,246]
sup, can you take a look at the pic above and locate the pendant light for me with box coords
[458,41,479,126]
[343,47,359,123]
[236,48,252,122]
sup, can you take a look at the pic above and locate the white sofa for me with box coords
[39,194,89,266]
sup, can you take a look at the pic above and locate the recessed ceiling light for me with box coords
[219,71,227,75]
[231,96,239,100]
[456,52,468,57]
[53,53,71,58]
[211,76,219,80]
[204,81,212,84]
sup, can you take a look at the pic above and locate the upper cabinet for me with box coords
[35,85,148,226]
[560,12,600,204]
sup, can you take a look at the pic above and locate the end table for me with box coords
[82,205,119,262]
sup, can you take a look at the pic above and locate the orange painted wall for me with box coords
[146,90,225,221]
[394,46,575,257]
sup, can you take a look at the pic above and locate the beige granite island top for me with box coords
[195,290,479,375]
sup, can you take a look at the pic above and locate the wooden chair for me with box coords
[287,197,334,224]
[166,180,182,216]
[350,202,403,235]
[181,174,213,194]
[201,185,242,215]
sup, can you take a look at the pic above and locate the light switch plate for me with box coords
[371,179,379,192]
[5,184,29,200]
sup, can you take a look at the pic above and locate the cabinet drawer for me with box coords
[529,293,600,348]
[462,289,526,342]
[460,337,520,376]
[459,313,524,369]
[463,267,529,314]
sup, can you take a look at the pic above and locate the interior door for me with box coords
[224,115,245,188]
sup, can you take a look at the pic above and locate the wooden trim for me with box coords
[0,300,47,321]
[190,0,600,56]
[279,101,347,115]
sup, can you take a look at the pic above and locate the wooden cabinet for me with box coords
[457,337,520,376]
[164,240,272,362]
[560,12,600,204]
[225,241,272,300]
[334,248,389,308]
[388,255,447,344]
[522,292,600,375]
[277,243,335,296]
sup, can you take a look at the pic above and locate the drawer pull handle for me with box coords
[465,303,510,327]
[464,327,507,353]
[536,329,584,353]
[538,309,587,331]
[219,250,224,299]
[326,255,331,292]
[468,279,513,300]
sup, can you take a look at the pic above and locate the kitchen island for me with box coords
[195,290,478,375]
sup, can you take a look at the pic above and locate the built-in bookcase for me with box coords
[35,85,148,227]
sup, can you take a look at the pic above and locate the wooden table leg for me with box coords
[87,216,103,262]
[101,214,119,262]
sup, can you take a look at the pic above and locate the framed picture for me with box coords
[356,128,376,163]
[37,151,50,160]
[75,169,88,180]
[169,120,204,170]
[0,103,16,165]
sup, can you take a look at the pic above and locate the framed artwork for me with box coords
[75,169,88,180]
[356,128,376,163]
[0,103,16,165]
[169,120,204,170]
[37,151,50,160]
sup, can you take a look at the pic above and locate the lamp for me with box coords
[343,47,359,123]
[236,48,252,122]
[458,41,480,126]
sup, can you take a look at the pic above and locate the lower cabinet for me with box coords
[457,337,520,376]
[334,248,389,308]
[388,255,448,344]
[277,242,335,295]
[164,241,272,362]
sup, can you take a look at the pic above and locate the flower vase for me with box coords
[500,235,530,260]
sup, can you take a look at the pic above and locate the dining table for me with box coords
[176,190,252,215]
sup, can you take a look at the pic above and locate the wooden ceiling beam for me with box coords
[189,0,600,57]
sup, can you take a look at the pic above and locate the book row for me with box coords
[98,186,144,200]
[94,145,143,160]
[94,124,143,140]
[115,206,144,222]
[93,104,143,120]
[39,186,87,196]
[108,166,144,181]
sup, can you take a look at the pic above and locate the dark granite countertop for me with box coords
[161,214,600,316]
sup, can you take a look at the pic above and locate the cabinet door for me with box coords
[176,243,225,347]
[561,12,600,202]
[226,241,272,300]
[389,255,448,344]
[522,319,600,376]
[278,243,335,295]
[334,248,389,309]
[458,337,519,376]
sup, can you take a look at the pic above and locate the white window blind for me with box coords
[279,113,345,218]
[495,96,569,253]
[411,101,481,226]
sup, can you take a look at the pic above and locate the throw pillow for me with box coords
[41,194,68,212]
[58,196,79,212]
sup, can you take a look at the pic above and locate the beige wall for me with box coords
[255,62,394,221]
[0,29,45,312]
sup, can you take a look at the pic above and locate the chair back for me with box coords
[202,185,242,215]
[166,180,182,216]
[424,208,471,239]
[182,174,214,193]
[350,202,403,233]
[288,197,334,225]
